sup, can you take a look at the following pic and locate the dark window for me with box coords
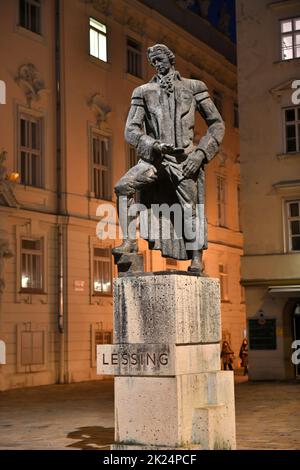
[19,114,42,187]
[19,0,41,35]
[233,102,239,128]
[92,132,111,200]
[127,37,142,78]
[284,107,300,153]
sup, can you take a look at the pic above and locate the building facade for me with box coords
[237,0,300,380]
[0,0,244,391]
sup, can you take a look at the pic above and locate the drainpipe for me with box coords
[55,0,66,384]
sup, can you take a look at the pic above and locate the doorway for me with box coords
[293,304,300,377]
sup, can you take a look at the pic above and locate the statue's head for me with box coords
[147,44,175,76]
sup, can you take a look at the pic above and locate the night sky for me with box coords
[183,0,236,43]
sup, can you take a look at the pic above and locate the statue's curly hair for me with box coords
[147,44,175,66]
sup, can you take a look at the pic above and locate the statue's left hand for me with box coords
[182,150,204,178]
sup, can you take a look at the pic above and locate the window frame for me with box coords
[126,36,143,78]
[18,0,42,36]
[89,17,108,63]
[285,200,300,253]
[216,175,227,228]
[17,110,44,188]
[219,264,229,302]
[282,105,300,154]
[92,245,113,296]
[279,16,300,61]
[20,237,44,294]
[90,127,112,201]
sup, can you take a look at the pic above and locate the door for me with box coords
[293,304,300,377]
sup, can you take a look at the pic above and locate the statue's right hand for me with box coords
[153,142,175,156]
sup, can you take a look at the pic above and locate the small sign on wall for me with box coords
[249,318,277,350]
[74,280,85,292]
[0,340,6,364]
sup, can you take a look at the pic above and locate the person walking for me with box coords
[239,338,249,375]
[221,340,234,371]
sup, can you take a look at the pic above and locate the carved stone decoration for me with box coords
[15,63,45,105]
[125,14,147,36]
[88,93,112,126]
[80,0,111,15]
[0,151,20,208]
[0,238,13,294]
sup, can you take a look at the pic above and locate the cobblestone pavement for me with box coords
[0,378,300,450]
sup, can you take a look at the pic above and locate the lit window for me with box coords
[92,132,111,200]
[19,0,41,35]
[284,106,300,153]
[19,114,43,187]
[213,90,223,118]
[93,247,112,294]
[217,175,227,227]
[219,264,229,302]
[286,201,300,252]
[280,17,300,60]
[21,238,43,292]
[233,102,239,128]
[89,18,107,62]
[127,37,142,77]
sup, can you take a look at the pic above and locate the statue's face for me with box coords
[150,52,172,76]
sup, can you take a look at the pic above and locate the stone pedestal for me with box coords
[97,272,236,450]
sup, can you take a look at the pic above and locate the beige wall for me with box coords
[237,0,300,380]
[0,0,244,391]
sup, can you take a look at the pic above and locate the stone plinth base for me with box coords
[114,372,235,450]
[97,273,236,450]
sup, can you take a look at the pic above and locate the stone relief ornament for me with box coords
[124,14,147,36]
[0,150,19,208]
[15,63,45,105]
[0,238,13,294]
[81,0,111,15]
[88,93,112,126]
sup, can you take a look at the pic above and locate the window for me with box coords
[95,330,112,361]
[19,114,42,187]
[233,102,239,128]
[219,264,229,302]
[21,330,44,365]
[127,144,138,169]
[213,90,223,118]
[92,132,111,200]
[19,0,41,34]
[166,257,177,270]
[280,17,300,60]
[127,37,142,77]
[93,247,112,294]
[89,18,107,62]
[217,176,227,227]
[21,238,43,292]
[284,106,300,153]
[286,200,300,252]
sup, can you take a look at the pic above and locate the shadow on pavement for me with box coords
[67,426,114,450]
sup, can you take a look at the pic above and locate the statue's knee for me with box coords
[114,180,127,196]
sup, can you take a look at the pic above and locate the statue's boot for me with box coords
[188,251,208,276]
[112,239,138,255]
[113,194,138,255]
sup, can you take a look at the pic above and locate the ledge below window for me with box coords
[277,152,300,160]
